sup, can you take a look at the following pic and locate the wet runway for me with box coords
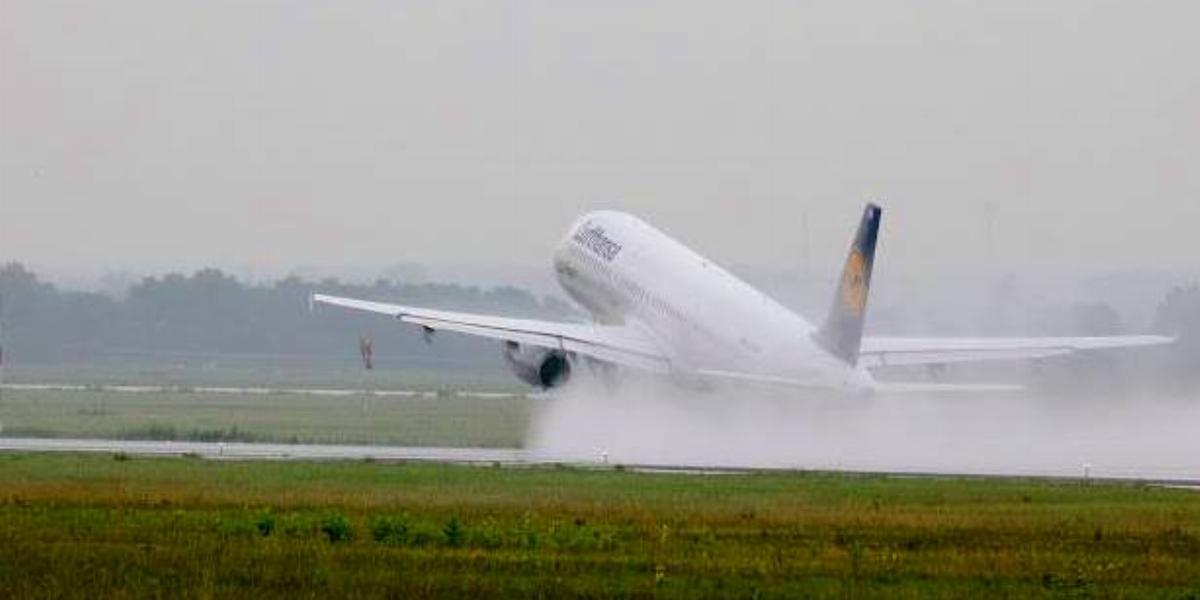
[0,437,530,464]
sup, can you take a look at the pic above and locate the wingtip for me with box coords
[309,292,333,312]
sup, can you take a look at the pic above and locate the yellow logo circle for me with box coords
[841,250,867,315]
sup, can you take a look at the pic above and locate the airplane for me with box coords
[313,204,1173,393]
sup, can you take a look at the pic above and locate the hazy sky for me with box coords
[3,1,1198,283]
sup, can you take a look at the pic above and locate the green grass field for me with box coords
[2,362,521,392]
[0,453,1197,598]
[0,388,533,447]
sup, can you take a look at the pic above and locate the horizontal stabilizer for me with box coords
[859,335,1175,368]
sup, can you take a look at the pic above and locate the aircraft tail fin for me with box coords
[814,203,882,366]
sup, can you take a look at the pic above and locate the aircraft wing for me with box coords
[858,335,1174,367]
[312,294,671,372]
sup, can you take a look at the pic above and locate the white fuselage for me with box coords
[552,211,874,390]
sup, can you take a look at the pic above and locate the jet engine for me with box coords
[503,342,572,389]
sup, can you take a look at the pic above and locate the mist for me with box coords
[530,376,1200,481]
[4,1,1199,281]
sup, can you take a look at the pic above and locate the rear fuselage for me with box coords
[552,211,873,390]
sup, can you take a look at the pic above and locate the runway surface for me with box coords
[0,437,530,464]
[2,437,1197,487]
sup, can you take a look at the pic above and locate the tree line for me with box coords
[0,262,575,366]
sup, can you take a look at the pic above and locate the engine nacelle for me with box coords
[503,342,572,389]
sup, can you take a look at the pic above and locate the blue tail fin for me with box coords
[815,203,881,366]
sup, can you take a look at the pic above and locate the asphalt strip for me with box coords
[1,437,1198,488]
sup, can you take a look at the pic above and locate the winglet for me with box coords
[815,203,882,366]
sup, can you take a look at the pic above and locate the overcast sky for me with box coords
[3,1,1197,284]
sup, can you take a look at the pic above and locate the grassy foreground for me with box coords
[0,454,1197,598]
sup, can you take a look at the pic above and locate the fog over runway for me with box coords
[3,380,1198,484]
[529,379,1200,482]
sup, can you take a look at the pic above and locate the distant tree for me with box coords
[0,263,580,368]
[541,295,579,320]
[0,262,120,361]
[1028,301,1130,395]
[1153,284,1200,381]
[1070,302,1124,336]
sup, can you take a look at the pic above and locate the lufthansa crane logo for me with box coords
[573,222,624,262]
[840,250,868,316]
